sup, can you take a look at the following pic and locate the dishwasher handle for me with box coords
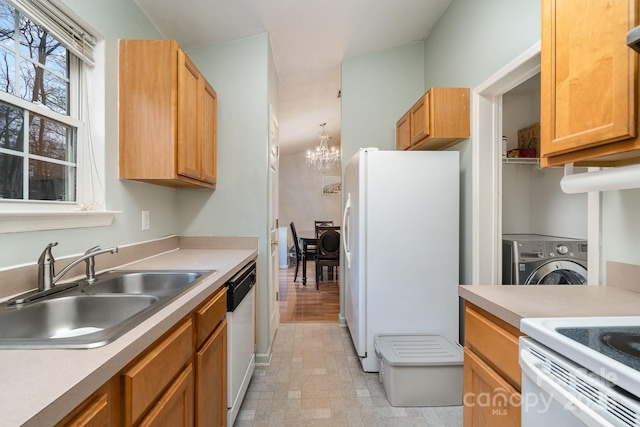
[519,348,614,427]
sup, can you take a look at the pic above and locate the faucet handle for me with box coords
[38,242,58,264]
[84,245,100,255]
[37,242,58,291]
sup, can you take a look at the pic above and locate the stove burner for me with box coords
[602,332,640,359]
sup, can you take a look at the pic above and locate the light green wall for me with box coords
[602,190,640,270]
[0,0,179,268]
[423,0,541,88]
[423,0,541,286]
[179,34,272,359]
[341,42,425,165]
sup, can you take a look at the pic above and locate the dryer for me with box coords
[502,234,587,285]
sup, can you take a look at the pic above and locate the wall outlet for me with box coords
[141,210,150,230]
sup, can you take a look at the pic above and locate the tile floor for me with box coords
[235,322,463,426]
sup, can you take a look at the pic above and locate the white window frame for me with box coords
[0,1,116,233]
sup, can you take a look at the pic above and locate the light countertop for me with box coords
[0,247,257,427]
[458,284,640,330]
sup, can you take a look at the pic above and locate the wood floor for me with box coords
[279,260,340,322]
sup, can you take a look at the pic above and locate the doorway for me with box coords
[277,148,342,322]
[472,41,600,285]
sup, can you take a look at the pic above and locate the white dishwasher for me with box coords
[225,260,256,427]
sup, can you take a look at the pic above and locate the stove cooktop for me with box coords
[557,326,640,372]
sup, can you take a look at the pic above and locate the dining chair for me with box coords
[314,220,334,238]
[314,225,340,280]
[290,222,315,283]
[315,229,340,290]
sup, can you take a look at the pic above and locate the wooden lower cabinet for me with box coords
[139,364,195,427]
[56,380,119,427]
[60,283,233,427]
[464,348,521,427]
[195,319,227,426]
[463,303,523,427]
[122,320,194,426]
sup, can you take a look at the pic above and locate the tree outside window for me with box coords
[0,0,76,202]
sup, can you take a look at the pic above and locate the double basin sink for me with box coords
[0,270,215,349]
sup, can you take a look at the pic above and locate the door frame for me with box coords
[268,104,280,340]
[471,40,601,285]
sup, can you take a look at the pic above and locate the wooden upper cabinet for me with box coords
[395,111,411,150]
[119,40,217,188]
[395,87,470,151]
[410,91,430,145]
[177,50,201,181]
[541,0,640,167]
[200,80,217,185]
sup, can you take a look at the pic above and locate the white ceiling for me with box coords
[133,0,452,156]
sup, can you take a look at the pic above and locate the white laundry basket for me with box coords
[374,334,463,407]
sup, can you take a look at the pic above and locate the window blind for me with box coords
[6,0,97,65]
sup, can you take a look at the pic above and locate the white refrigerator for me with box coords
[342,148,459,372]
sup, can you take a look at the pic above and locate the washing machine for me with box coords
[502,234,588,285]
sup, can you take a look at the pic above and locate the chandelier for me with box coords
[306,123,340,170]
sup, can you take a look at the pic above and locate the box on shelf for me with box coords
[517,122,540,152]
[374,334,463,407]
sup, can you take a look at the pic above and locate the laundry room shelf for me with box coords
[502,158,539,165]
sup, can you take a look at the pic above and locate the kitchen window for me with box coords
[0,0,115,232]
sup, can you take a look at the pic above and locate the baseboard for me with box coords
[338,313,347,327]
[255,347,272,366]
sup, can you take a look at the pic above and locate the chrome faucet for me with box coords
[37,242,119,291]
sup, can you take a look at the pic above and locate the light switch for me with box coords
[141,210,150,230]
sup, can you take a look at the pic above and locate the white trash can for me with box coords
[374,334,463,407]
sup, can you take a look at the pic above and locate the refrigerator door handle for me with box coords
[342,193,351,268]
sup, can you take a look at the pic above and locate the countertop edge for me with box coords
[458,285,522,329]
[458,284,640,334]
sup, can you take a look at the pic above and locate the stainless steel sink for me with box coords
[0,269,215,349]
[82,271,203,297]
[0,295,158,347]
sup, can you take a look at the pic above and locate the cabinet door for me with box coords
[410,92,430,145]
[61,394,109,427]
[200,80,217,185]
[541,0,639,162]
[139,364,195,427]
[463,348,521,427]
[395,111,410,150]
[177,49,202,181]
[122,320,193,426]
[196,319,227,426]
[464,305,521,390]
[119,40,178,181]
[57,380,119,427]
